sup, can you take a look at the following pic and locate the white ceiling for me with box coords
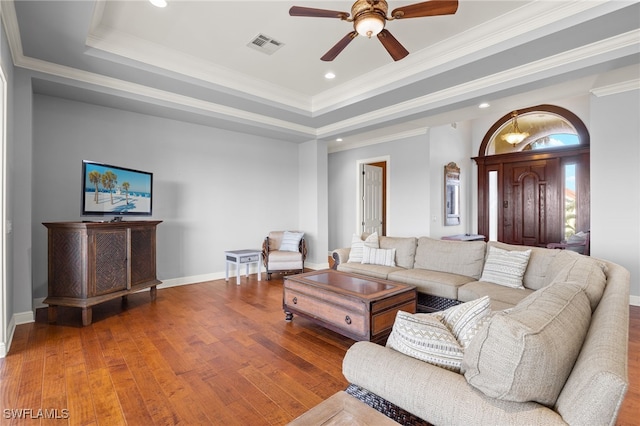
[4,0,640,149]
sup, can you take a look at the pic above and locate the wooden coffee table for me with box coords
[288,391,398,425]
[283,270,416,343]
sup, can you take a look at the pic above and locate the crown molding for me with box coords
[317,30,640,138]
[3,0,638,142]
[313,0,617,113]
[590,79,640,97]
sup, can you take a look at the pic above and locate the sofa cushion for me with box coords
[462,282,591,406]
[362,246,396,267]
[458,281,533,309]
[337,262,403,280]
[387,311,464,372]
[414,237,486,279]
[480,246,531,289]
[379,236,417,269]
[551,255,607,311]
[388,269,474,299]
[348,232,379,263]
[487,241,560,291]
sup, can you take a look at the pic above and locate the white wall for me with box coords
[428,121,474,238]
[328,133,430,250]
[298,140,329,267]
[31,94,302,299]
[590,88,640,303]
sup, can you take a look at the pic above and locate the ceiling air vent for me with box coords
[247,33,284,55]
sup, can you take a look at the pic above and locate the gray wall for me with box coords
[31,94,303,298]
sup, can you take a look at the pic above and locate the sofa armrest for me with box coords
[343,341,565,425]
[331,248,351,269]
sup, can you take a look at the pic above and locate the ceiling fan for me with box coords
[289,0,458,61]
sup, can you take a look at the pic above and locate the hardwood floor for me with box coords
[1,274,638,425]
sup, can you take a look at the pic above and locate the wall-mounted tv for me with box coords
[82,160,153,217]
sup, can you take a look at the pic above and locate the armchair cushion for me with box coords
[279,231,304,252]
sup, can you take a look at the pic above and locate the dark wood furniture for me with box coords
[283,270,416,344]
[43,220,162,326]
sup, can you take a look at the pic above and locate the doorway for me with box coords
[475,105,590,247]
[357,157,388,236]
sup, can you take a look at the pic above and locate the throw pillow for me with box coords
[461,282,592,406]
[279,231,304,252]
[480,246,531,289]
[361,246,396,267]
[347,232,379,263]
[386,311,464,372]
[441,296,492,349]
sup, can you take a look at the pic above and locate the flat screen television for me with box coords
[82,160,153,217]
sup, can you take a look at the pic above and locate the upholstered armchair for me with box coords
[546,231,590,255]
[262,231,307,280]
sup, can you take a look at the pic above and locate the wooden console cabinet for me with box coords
[43,220,162,326]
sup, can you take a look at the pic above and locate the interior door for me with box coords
[502,159,560,247]
[362,163,384,235]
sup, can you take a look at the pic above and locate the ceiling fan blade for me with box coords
[289,6,349,19]
[391,0,458,19]
[377,29,409,61]
[321,31,358,61]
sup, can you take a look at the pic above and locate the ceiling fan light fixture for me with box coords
[355,13,385,38]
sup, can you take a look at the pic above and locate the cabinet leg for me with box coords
[285,311,293,322]
[47,306,57,323]
[150,286,157,301]
[82,308,92,326]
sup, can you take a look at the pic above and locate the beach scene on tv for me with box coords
[84,163,152,215]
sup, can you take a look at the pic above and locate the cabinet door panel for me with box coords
[130,227,157,286]
[93,230,128,295]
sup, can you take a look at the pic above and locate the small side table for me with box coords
[225,249,262,285]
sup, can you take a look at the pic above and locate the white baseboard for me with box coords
[1,309,34,358]
[630,295,640,306]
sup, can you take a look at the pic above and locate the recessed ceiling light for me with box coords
[325,72,336,79]
[479,102,490,109]
[149,0,167,8]
[336,138,343,142]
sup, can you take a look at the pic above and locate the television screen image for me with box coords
[82,160,153,216]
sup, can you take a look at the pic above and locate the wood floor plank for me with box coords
[5,275,638,425]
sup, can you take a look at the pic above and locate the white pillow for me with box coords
[441,296,492,349]
[347,232,379,263]
[387,311,464,372]
[480,246,531,289]
[361,246,396,267]
[279,231,304,252]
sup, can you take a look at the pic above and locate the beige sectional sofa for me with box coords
[332,236,630,425]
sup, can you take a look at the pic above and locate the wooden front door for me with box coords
[502,159,560,247]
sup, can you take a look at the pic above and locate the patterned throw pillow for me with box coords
[386,297,493,372]
[441,296,492,349]
[279,231,304,252]
[480,246,531,289]
[348,232,379,263]
[387,311,464,372]
[361,246,396,267]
